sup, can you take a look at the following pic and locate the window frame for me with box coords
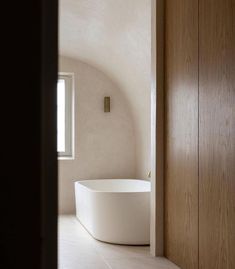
[57,72,75,160]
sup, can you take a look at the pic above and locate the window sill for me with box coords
[58,156,75,161]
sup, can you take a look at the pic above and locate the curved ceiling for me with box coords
[59,0,151,177]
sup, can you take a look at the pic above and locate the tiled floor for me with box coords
[58,215,180,269]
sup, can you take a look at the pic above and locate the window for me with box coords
[57,73,74,159]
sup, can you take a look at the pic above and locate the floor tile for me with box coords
[58,215,180,269]
[104,257,180,269]
[92,240,151,259]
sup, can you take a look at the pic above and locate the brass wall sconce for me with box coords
[104,96,110,112]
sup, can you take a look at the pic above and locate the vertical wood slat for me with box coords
[164,0,199,268]
[199,0,235,268]
[150,0,165,256]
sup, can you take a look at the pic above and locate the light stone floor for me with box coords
[58,215,180,269]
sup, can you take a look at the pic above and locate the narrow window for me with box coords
[57,73,74,159]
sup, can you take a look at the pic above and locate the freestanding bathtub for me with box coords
[74,179,150,245]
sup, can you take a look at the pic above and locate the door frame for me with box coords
[150,0,165,256]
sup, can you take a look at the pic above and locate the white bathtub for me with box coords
[74,179,150,245]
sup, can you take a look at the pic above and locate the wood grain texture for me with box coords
[150,0,165,256]
[165,0,199,268]
[199,0,235,268]
[155,0,164,256]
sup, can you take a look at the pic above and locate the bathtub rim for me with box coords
[74,179,151,194]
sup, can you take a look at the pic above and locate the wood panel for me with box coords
[199,0,235,268]
[150,0,165,256]
[165,0,199,268]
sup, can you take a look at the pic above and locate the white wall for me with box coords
[59,0,151,181]
[59,56,136,214]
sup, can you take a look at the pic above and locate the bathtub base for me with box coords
[77,217,150,246]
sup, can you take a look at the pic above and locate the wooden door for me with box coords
[199,0,235,268]
[165,0,199,268]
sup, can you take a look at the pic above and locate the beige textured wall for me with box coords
[59,56,136,214]
[59,0,151,181]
